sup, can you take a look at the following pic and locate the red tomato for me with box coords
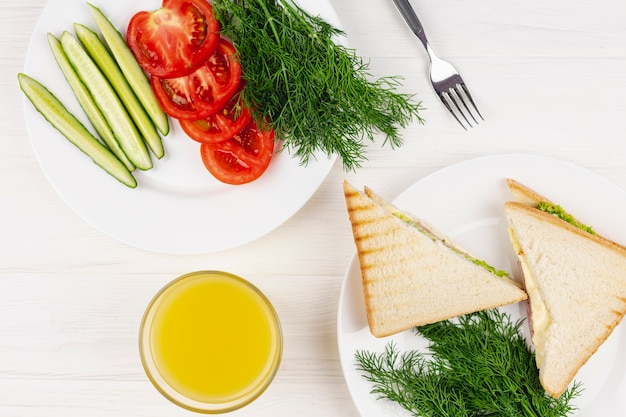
[200,120,275,185]
[127,0,220,78]
[150,38,242,120]
[180,94,252,144]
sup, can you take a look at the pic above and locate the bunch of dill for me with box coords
[356,309,582,417]
[212,0,424,170]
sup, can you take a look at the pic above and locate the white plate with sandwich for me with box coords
[337,154,626,417]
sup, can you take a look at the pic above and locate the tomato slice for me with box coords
[150,38,242,120]
[180,93,251,144]
[200,120,275,185]
[127,0,220,78]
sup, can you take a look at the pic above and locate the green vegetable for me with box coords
[87,2,169,136]
[18,73,136,188]
[537,202,596,235]
[60,30,152,170]
[212,0,424,170]
[393,212,510,278]
[47,33,135,172]
[470,258,510,277]
[356,309,582,417]
[74,23,165,159]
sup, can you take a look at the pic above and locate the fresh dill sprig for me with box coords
[355,309,583,417]
[212,0,424,170]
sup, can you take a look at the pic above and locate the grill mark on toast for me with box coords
[357,239,397,261]
[358,245,389,259]
[353,222,403,242]
[350,216,382,229]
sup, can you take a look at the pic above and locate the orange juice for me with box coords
[140,271,282,413]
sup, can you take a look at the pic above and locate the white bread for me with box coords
[504,201,626,398]
[343,181,527,338]
[505,178,551,207]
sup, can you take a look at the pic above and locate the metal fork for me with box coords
[391,0,483,129]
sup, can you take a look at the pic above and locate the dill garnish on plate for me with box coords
[212,0,424,171]
[356,309,582,417]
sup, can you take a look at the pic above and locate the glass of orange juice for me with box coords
[139,271,283,413]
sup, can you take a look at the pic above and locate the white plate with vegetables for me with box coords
[21,0,344,254]
[337,154,626,417]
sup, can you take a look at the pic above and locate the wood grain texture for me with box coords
[2,0,626,415]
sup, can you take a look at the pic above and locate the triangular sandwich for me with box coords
[343,180,527,338]
[504,179,626,398]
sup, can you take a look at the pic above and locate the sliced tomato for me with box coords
[200,120,275,185]
[150,38,242,120]
[180,94,251,144]
[127,0,220,78]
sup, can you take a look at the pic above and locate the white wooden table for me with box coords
[2,0,626,416]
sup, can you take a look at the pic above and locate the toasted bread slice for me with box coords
[343,181,527,338]
[504,201,626,398]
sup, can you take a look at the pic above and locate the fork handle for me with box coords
[391,0,429,49]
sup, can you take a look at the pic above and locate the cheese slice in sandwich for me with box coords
[343,180,527,338]
[504,179,626,398]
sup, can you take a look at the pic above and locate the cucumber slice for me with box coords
[74,23,165,159]
[47,33,135,172]
[87,3,169,136]
[60,31,152,170]
[18,73,137,188]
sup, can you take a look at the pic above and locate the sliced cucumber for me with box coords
[18,73,136,188]
[47,33,135,172]
[87,2,169,136]
[74,23,165,159]
[60,31,152,170]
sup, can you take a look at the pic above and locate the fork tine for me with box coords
[448,87,473,127]
[452,85,478,125]
[438,91,467,130]
[459,83,484,121]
